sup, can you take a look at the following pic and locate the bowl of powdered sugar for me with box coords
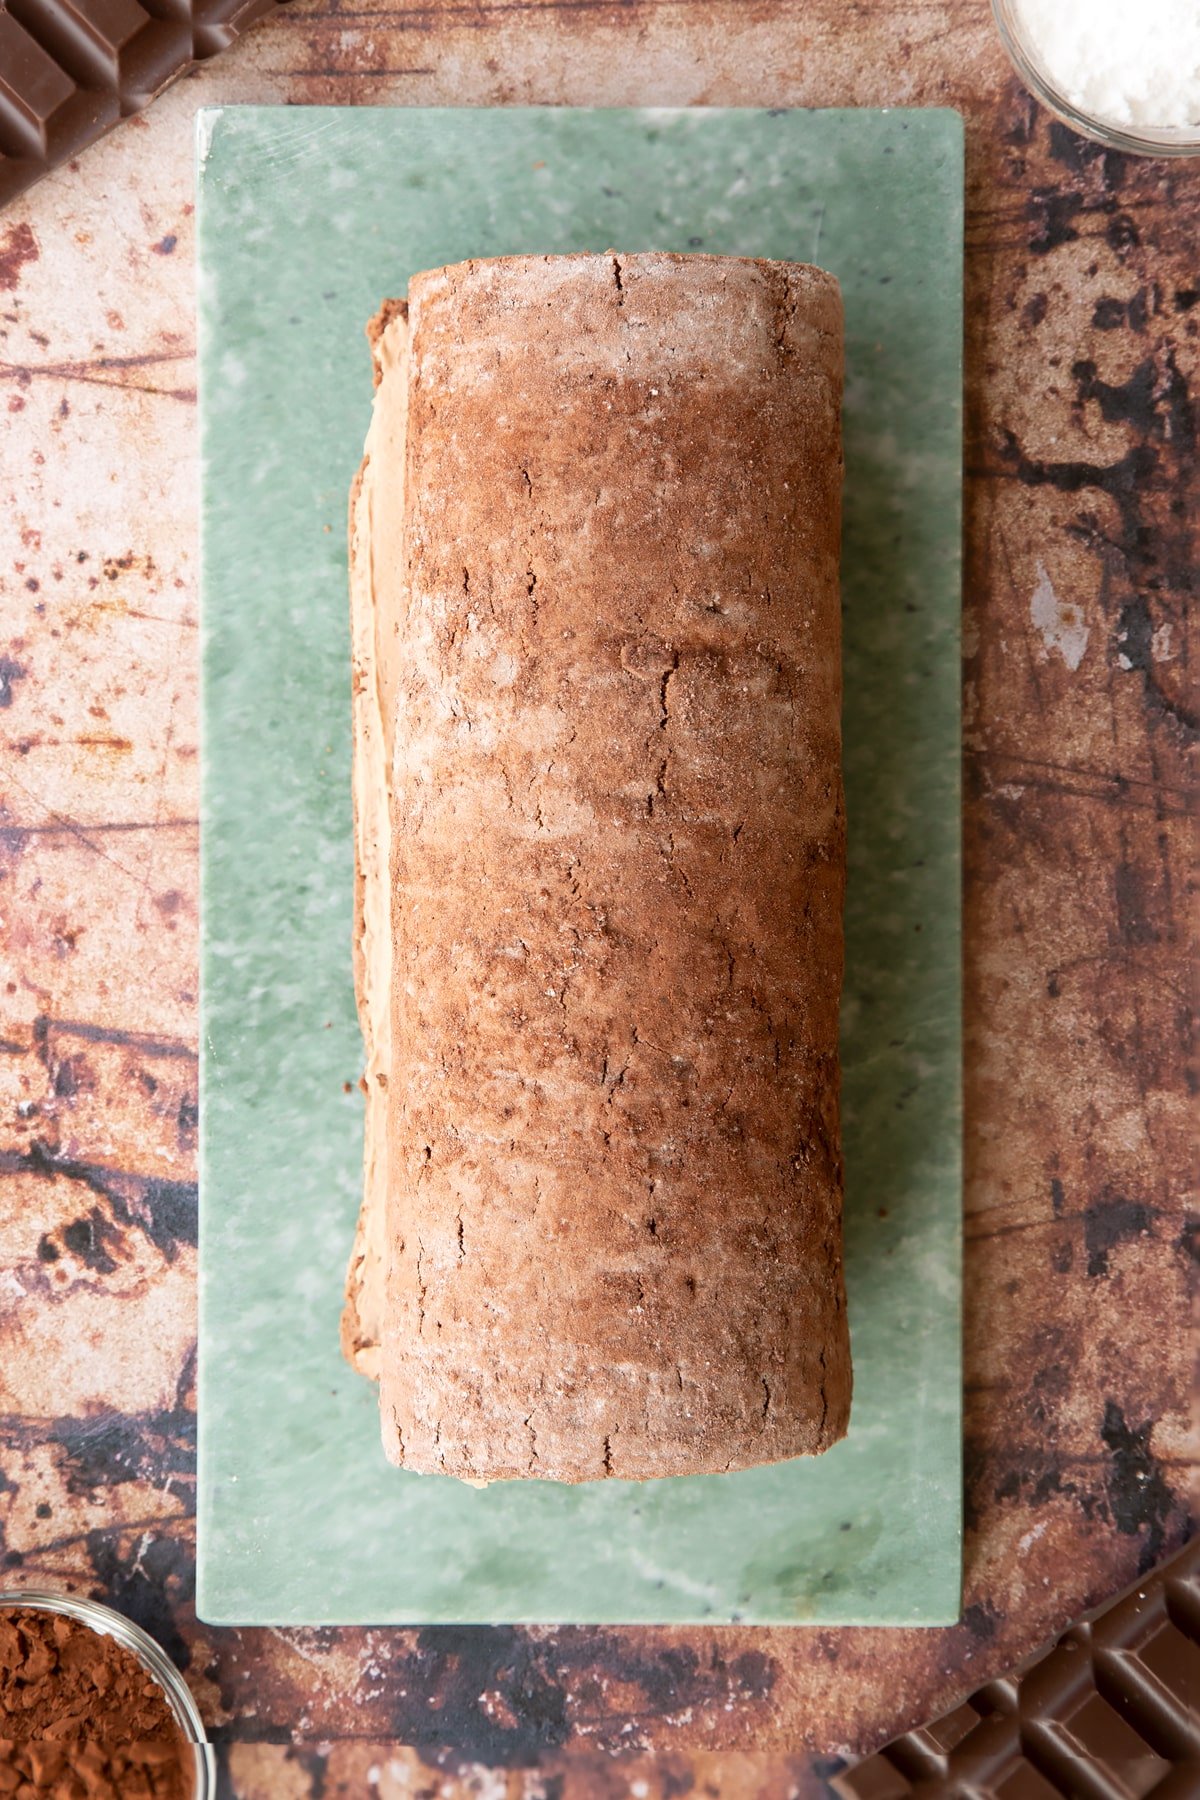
[993,0,1200,155]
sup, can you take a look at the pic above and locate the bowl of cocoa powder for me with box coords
[0,1593,214,1799]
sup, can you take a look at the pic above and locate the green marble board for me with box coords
[198,105,963,1626]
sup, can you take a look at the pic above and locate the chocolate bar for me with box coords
[834,1536,1200,1798]
[0,0,288,208]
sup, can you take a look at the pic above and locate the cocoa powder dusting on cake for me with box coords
[346,253,852,1484]
[0,1608,190,1799]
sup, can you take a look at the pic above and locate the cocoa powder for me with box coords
[0,1608,190,1800]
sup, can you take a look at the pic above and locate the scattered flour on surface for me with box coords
[1151,622,1175,662]
[1014,0,1200,130]
[1030,563,1090,671]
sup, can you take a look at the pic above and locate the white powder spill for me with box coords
[195,109,220,168]
[1014,0,1200,131]
[1031,562,1090,671]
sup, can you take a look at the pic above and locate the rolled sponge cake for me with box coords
[342,252,851,1483]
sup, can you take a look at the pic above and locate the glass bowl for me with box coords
[992,0,1200,157]
[0,1590,215,1798]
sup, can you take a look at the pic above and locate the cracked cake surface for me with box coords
[343,252,851,1483]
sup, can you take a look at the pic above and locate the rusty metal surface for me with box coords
[0,1,1195,1793]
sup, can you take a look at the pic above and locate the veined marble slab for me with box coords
[197,105,962,1626]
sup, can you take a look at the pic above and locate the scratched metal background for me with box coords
[0,2,1195,1795]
